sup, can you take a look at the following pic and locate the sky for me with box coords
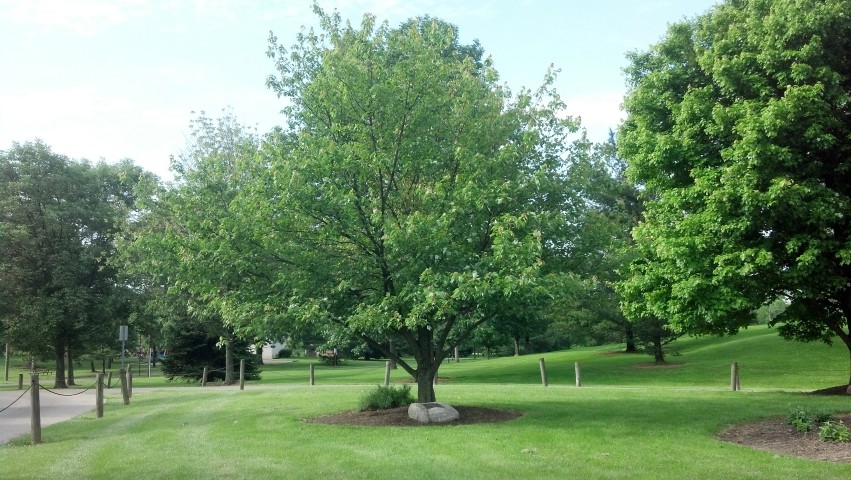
[0,0,720,180]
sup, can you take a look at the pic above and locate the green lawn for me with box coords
[1,326,850,479]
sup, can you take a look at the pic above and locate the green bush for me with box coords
[786,406,814,432]
[358,385,415,411]
[818,420,851,443]
[813,411,834,423]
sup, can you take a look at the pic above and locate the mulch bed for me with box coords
[717,413,851,463]
[310,405,522,427]
[717,385,851,462]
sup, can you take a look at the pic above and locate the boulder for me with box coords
[408,402,460,424]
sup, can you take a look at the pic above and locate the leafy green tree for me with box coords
[619,0,851,386]
[0,141,147,387]
[251,7,583,402]
[118,111,265,385]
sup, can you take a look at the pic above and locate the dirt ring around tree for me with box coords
[309,405,522,426]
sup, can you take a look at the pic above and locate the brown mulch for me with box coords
[717,413,851,462]
[310,405,522,427]
[718,386,851,462]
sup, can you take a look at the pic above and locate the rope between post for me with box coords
[0,385,32,413]
[39,381,98,396]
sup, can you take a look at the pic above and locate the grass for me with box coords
[1,325,850,478]
[1,386,850,479]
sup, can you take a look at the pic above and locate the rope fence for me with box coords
[39,381,99,397]
[0,385,32,413]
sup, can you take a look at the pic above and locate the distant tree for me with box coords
[619,0,851,387]
[754,298,789,325]
[250,7,584,402]
[0,141,148,387]
[117,111,265,385]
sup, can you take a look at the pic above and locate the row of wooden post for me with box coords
[537,359,742,390]
[28,368,131,446]
[199,360,248,390]
[27,359,248,446]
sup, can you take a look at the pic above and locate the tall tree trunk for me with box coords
[66,346,75,386]
[624,323,638,353]
[415,366,436,403]
[413,326,437,403]
[224,338,234,384]
[652,333,665,364]
[53,342,67,389]
[388,339,397,369]
[513,336,520,356]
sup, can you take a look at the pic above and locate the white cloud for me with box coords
[2,0,162,35]
[0,85,187,178]
[563,91,624,141]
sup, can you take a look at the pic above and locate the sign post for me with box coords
[119,325,128,370]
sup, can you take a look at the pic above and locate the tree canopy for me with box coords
[618,0,851,384]
[0,141,147,387]
[222,7,588,402]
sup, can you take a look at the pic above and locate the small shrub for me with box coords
[787,407,813,432]
[813,411,834,423]
[818,420,851,443]
[358,385,415,411]
[275,348,292,359]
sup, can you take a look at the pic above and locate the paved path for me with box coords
[0,386,97,444]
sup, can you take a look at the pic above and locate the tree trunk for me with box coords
[388,339,397,369]
[53,342,67,389]
[412,326,437,403]
[66,346,75,386]
[652,333,665,364]
[513,336,520,356]
[624,323,638,353]
[415,367,436,403]
[224,338,234,384]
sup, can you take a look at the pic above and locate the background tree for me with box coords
[618,0,851,387]
[0,141,147,387]
[253,7,584,402]
[118,111,265,385]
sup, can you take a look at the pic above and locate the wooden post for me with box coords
[4,342,9,382]
[575,362,582,387]
[201,367,208,387]
[731,362,739,391]
[127,367,133,398]
[30,373,41,445]
[239,359,246,391]
[309,364,315,386]
[18,373,23,390]
[119,369,130,405]
[96,373,104,418]
[539,358,548,387]
[107,371,113,388]
[384,361,391,387]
